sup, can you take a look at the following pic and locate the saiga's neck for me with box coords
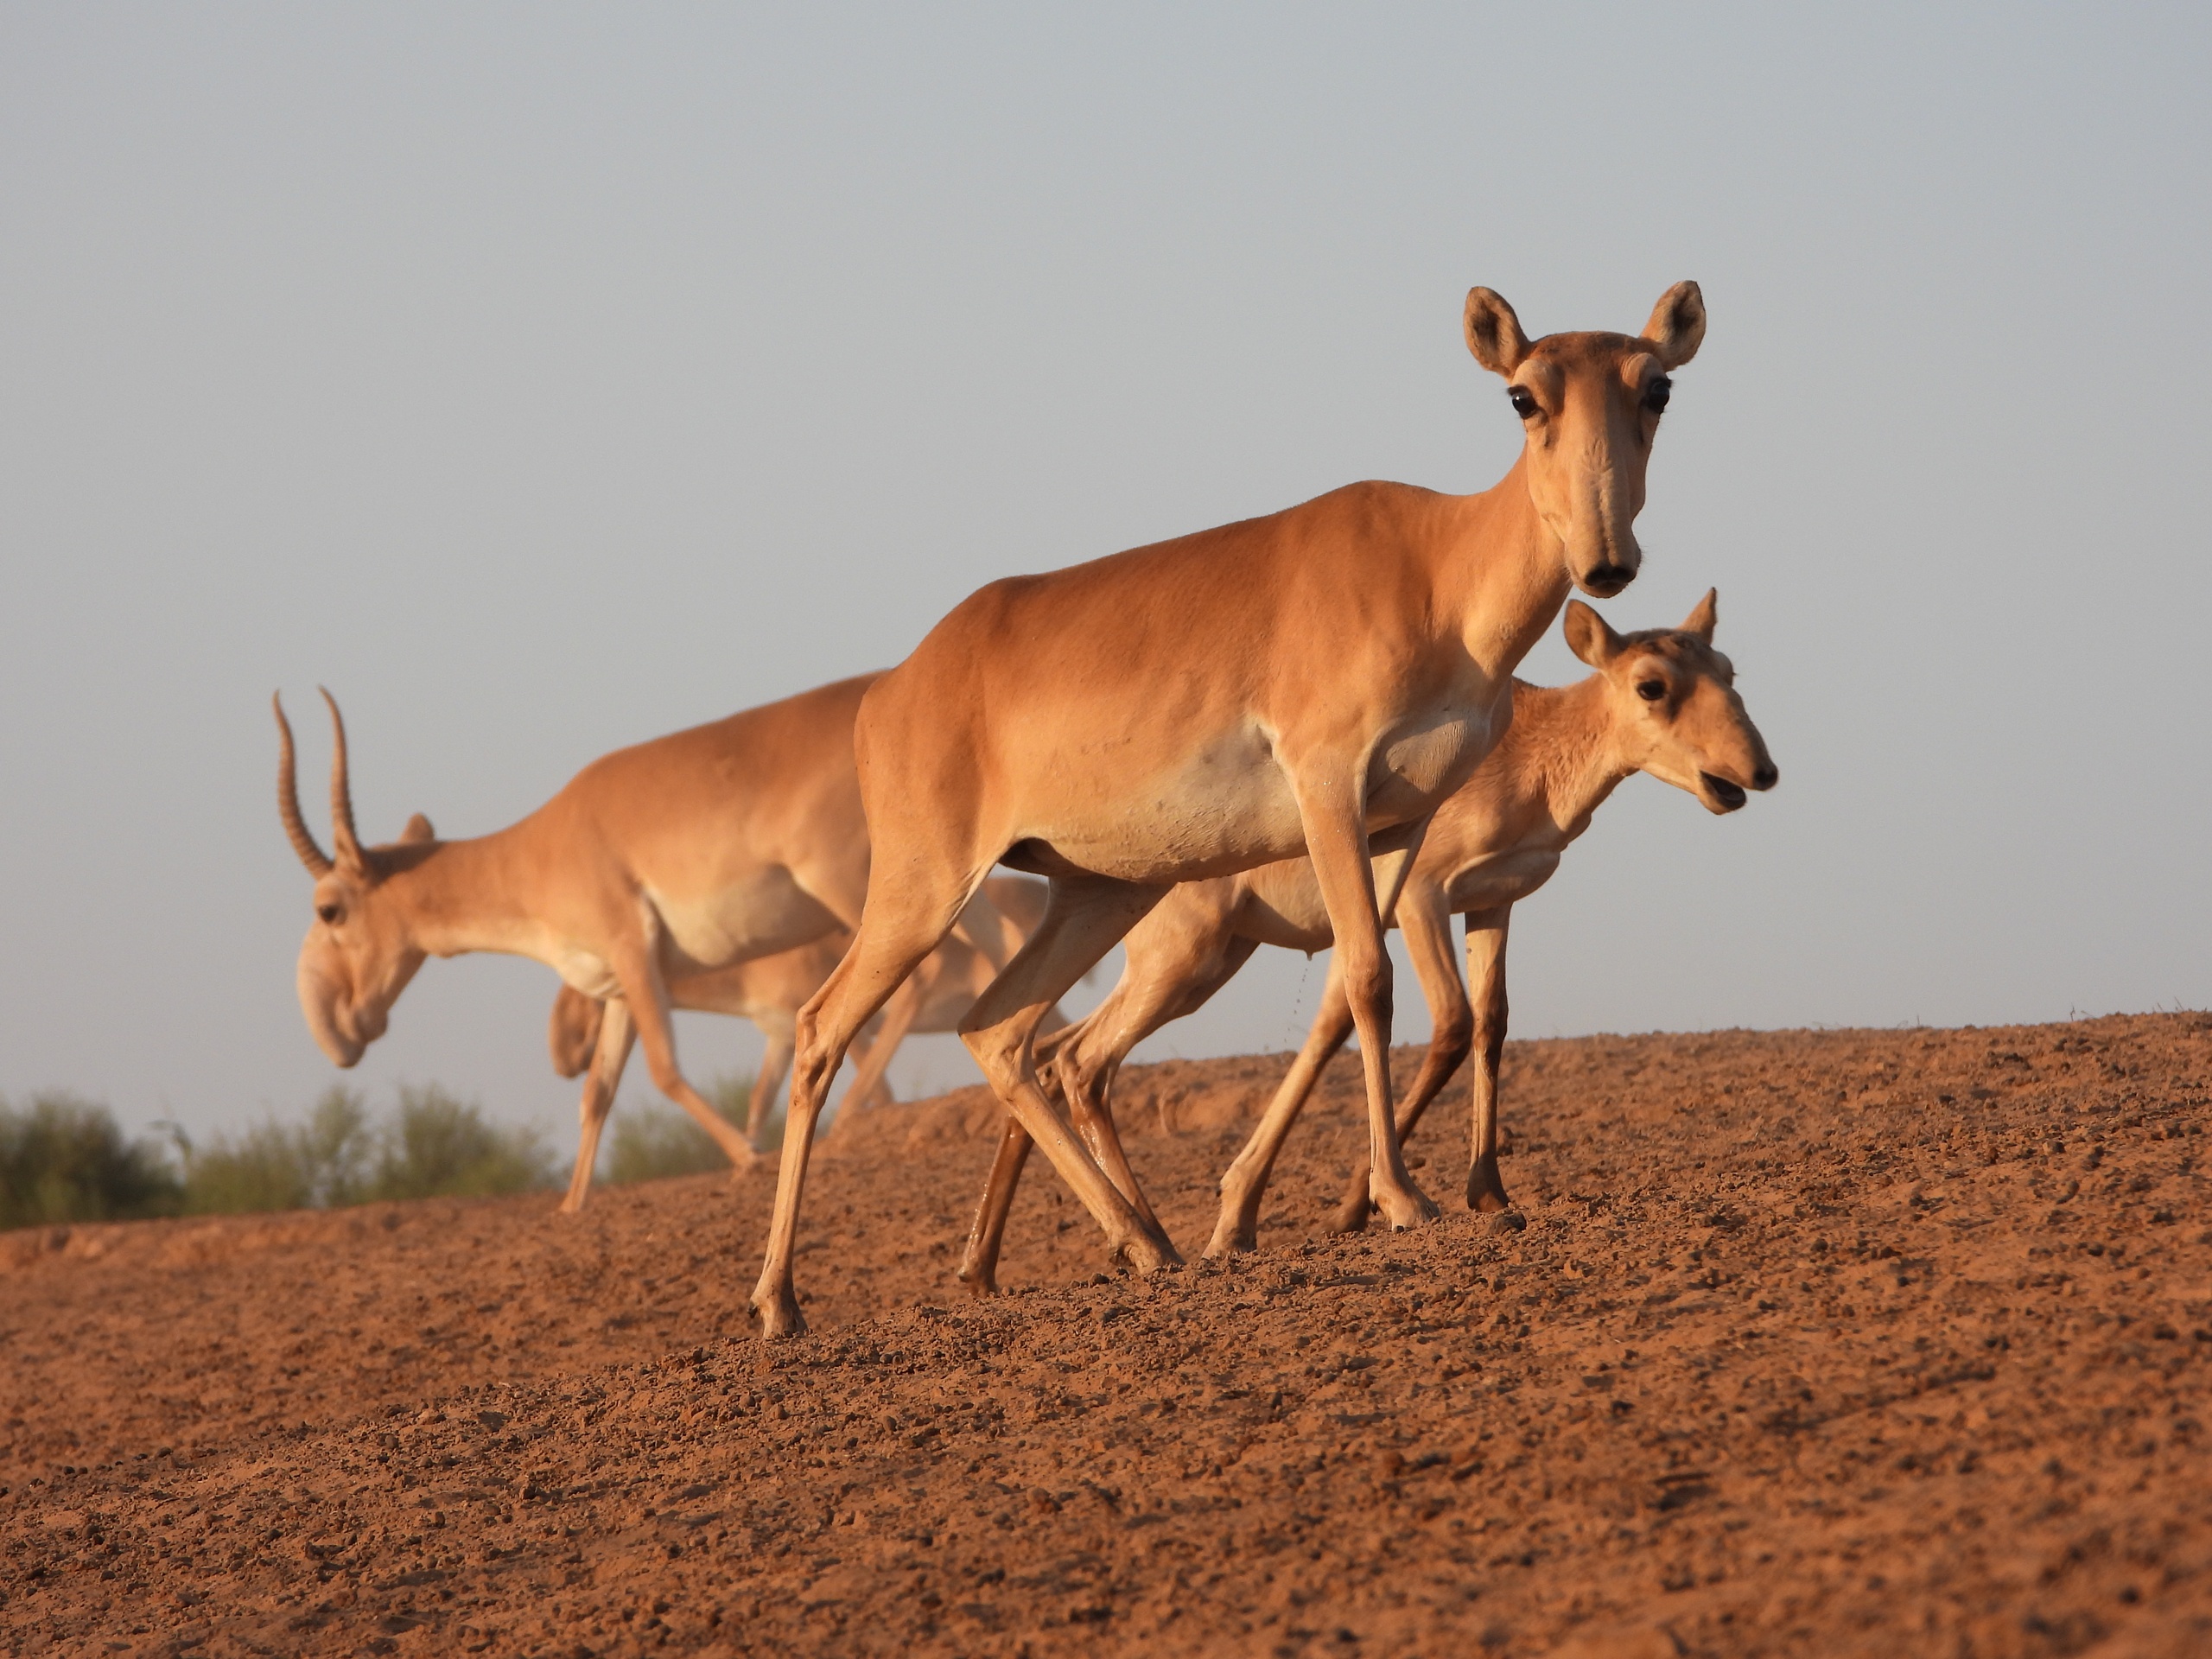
[378,826,553,963]
[1435,452,1574,683]
[1499,676,1638,836]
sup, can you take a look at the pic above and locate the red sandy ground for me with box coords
[3,1014,2209,1657]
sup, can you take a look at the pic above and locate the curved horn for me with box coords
[319,687,365,868]
[274,694,334,875]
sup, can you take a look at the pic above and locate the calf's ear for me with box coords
[1680,588,1718,643]
[1563,600,1623,667]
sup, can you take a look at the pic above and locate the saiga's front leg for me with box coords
[1210,836,1428,1253]
[1290,780,1438,1230]
[1328,880,1475,1232]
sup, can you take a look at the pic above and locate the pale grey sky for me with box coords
[3,4,2208,1155]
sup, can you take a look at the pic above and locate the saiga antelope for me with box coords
[753,281,1708,1338]
[955,594,1777,1292]
[273,676,1019,1193]
[543,874,1054,1211]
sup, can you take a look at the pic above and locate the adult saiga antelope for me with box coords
[273,676,1020,1193]
[543,874,1053,1211]
[955,594,1777,1291]
[753,281,1708,1338]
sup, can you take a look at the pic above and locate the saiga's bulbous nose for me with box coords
[1580,562,1637,596]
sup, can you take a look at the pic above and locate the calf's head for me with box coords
[1564,591,1778,812]
[549,985,605,1079]
[1465,282,1706,598]
[274,690,436,1066]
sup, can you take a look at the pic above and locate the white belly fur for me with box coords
[643,870,844,977]
[551,948,621,1000]
[1038,725,1310,883]
[1024,697,1501,887]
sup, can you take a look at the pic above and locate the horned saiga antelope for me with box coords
[753,281,1709,1337]
[955,594,1777,1291]
[543,874,1053,1211]
[272,677,1020,1197]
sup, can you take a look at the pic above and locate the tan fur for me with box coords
[954,594,1776,1291]
[750,283,1707,1338]
[543,874,1056,1210]
[273,677,1026,1211]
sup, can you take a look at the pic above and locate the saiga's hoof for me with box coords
[1201,1215,1260,1259]
[750,1287,808,1342]
[1467,1166,1512,1213]
[956,1265,999,1300]
[1375,1181,1442,1230]
[1117,1233,1184,1275]
[1325,1198,1373,1236]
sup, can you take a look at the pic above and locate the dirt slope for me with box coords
[4,1014,2209,1656]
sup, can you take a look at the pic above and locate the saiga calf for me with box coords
[956,594,1776,1290]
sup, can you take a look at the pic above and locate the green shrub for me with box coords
[175,1084,549,1217]
[604,1074,755,1185]
[180,1087,374,1215]
[0,1093,181,1230]
[370,1084,551,1201]
[8,1082,562,1228]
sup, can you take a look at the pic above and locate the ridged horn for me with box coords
[319,687,365,868]
[273,693,333,876]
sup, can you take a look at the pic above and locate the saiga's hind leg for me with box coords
[747,1031,795,1149]
[957,1121,1035,1297]
[825,972,924,1135]
[612,940,760,1178]
[957,877,1181,1274]
[1208,957,1356,1255]
[962,932,1257,1294]
[1460,908,1514,1213]
[562,999,636,1215]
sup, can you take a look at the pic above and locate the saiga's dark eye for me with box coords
[1507,387,1541,420]
[316,903,342,925]
[1643,376,1672,414]
[1636,680,1666,702]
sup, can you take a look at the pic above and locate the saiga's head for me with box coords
[1563,590,1777,813]
[274,690,435,1066]
[1464,282,1706,598]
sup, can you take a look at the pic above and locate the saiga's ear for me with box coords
[1680,588,1718,643]
[1563,600,1623,667]
[399,812,435,843]
[1641,281,1706,368]
[1464,288,1533,376]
